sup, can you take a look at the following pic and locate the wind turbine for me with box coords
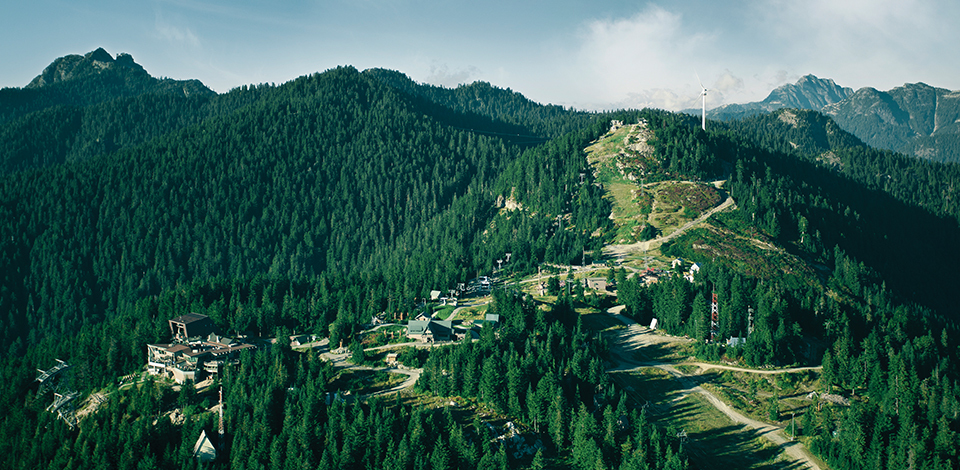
[696,72,708,131]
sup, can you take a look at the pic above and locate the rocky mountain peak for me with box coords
[26,48,146,88]
[86,47,114,63]
[762,74,854,110]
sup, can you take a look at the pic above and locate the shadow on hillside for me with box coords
[684,424,805,470]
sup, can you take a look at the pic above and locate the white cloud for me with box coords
[154,12,200,47]
[555,0,960,111]
[713,69,743,95]
[424,63,482,88]
[570,4,712,109]
[751,0,955,89]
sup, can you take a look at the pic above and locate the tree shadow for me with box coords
[683,424,806,470]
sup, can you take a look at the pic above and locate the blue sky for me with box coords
[3,0,959,111]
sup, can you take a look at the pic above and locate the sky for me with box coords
[2,0,959,111]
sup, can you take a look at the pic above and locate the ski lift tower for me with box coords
[36,359,80,429]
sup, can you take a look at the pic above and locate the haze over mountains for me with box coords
[690,74,960,163]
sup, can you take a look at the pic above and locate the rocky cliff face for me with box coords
[21,47,214,100]
[702,75,960,163]
[761,75,854,110]
[697,75,853,121]
[822,83,960,160]
[27,48,146,88]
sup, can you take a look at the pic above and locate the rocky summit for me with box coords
[26,47,146,88]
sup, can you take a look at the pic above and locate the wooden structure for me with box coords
[407,319,453,342]
[169,313,216,340]
[147,332,255,384]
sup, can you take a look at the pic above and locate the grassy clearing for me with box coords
[645,181,721,235]
[662,224,816,288]
[580,311,623,331]
[668,394,787,469]
[631,338,697,364]
[454,303,490,322]
[328,369,406,395]
[697,369,820,425]
[433,305,455,320]
[608,182,647,219]
[361,327,413,348]
[611,368,785,469]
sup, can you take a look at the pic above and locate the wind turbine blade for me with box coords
[695,71,705,90]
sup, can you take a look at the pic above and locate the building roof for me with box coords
[193,430,217,462]
[170,313,211,325]
[408,319,453,338]
[208,343,256,356]
[407,320,430,335]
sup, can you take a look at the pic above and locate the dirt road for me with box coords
[603,184,736,261]
[604,307,824,470]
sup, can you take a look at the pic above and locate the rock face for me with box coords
[822,83,960,159]
[701,75,854,120]
[19,48,215,101]
[27,48,146,88]
[762,75,854,110]
[702,75,960,163]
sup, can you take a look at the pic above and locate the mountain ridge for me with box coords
[683,74,854,120]
[2,47,960,470]
[26,47,146,88]
[699,75,960,162]
[0,48,215,127]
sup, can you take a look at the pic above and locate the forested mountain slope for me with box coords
[0,57,621,470]
[697,74,960,163]
[0,49,269,175]
[823,82,960,163]
[0,63,611,357]
[3,47,960,469]
[611,108,960,469]
[363,68,593,138]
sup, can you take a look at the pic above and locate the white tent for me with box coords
[193,430,217,463]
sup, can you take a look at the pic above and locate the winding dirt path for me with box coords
[604,306,824,470]
[603,181,735,261]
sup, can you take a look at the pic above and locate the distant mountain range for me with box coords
[688,75,960,163]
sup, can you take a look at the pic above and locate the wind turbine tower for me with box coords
[696,73,708,131]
